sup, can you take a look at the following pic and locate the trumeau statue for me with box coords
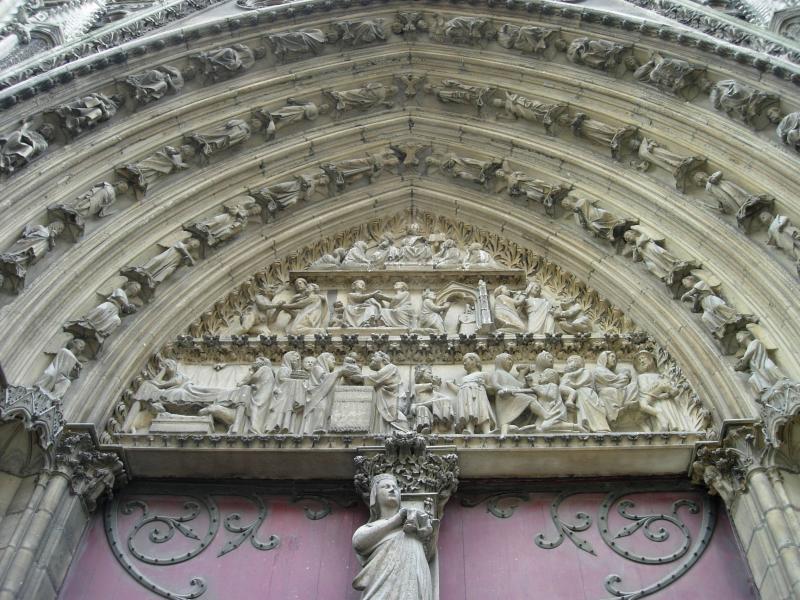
[326,83,398,112]
[497,24,559,55]
[126,66,185,104]
[268,29,327,60]
[183,119,251,160]
[709,80,782,130]
[352,473,434,600]
[0,122,54,175]
[192,44,256,80]
[116,145,191,198]
[566,38,628,72]
[50,92,121,138]
[0,222,64,293]
[492,91,568,135]
[47,181,128,241]
[252,99,329,140]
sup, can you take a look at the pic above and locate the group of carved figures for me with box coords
[118,347,694,438]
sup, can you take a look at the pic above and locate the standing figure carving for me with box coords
[64,286,138,356]
[352,474,434,600]
[184,119,251,160]
[709,80,781,130]
[632,351,676,431]
[735,331,782,396]
[51,93,121,137]
[522,281,555,335]
[450,353,495,434]
[251,171,329,216]
[418,289,451,333]
[185,202,260,248]
[120,238,200,301]
[239,357,275,434]
[691,171,773,225]
[593,351,636,424]
[491,353,552,436]
[411,365,454,434]
[193,44,256,80]
[562,196,634,243]
[637,137,706,191]
[302,353,343,435]
[361,352,407,434]
[0,222,64,293]
[48,181,128,240]
[252,99,329,140]
[681,278,755,354]
[378,282,416,329]
[561,355,610,433]
[265,351,305,433]
[326,83,397,112]
[570,113,638,161]
[623,228,696,297]
[492,285,526,332]
[765,213,800,275]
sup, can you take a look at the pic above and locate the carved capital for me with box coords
[55,431,127,513]
[758,377,800,447]
[0,384,64,469]
[354,432,459,514]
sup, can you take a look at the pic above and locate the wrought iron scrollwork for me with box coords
[105,493,280,600]
[460,492,530,518]
[291,493,360,520]
[534,492,596,555]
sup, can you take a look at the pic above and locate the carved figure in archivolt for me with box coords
[492,92,568,135]
[50,93,121,138]
[495,165,572,214]
[561,354,611,433]
[563,196,636,243]
[735,331,782,396]
[0,222,64,293]
[344,279,384,327]
[566,38,628,72]
[709,80,781,130]
[691,171,774,227]
[681,277,756,354]
[623,228,696,297]
[764,213,800,274]
[637,137,707,192]
[35,338,85,400]
[424,79,494,109]
[352,473,434,600]
[497,25,559,55]
[120,238,201,302]
[48,181,128,241]
[433,15,491,45]
[64,285,138,356]
[334,19,386,46]
[411,365,454,434]
[264,351,305,434]
[115,145,191,198]
[126,66,184,104]
[322,151,400,189]
[269,29,327,60]
[777,112,800,152]
[267,278,329,335]
[251,171,329,216]
[429,154,503,188]
[326,83,397,112]
[449,353,495,434]
[185,201,260,247]
[391,12,428,37]
[252,99,329,140]
[570,113,638,161]
[184,119,251,160]
[192,44,256,80]
[395,73,426,98]
[0,122,53,174]
[633,54,708,100]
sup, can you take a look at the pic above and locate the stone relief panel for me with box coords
[105,212,710,441]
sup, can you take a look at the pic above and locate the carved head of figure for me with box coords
[463,352,482,373]
[493,285,510,298]
[369,351,391,371]
[282,350,301,371]
[692,171,709,187]
[758,211,776,228]
[527,282,542,297]
[48,221,65,238]
[394,281,409,293]
[422,288,436,300]
[564,355,584,373]
[368,473,401,522]
[307,283,321,295]
[494,352,513,372]
[539,368,559,385]
[66,338,86,357]
[161,358,179,377]
[302,356,316,372]
[634,350,657,374]
[597,351,617,371]
[253,356,271,370]
[535,351,554,371]
[294,278,308,293]
[352,279,367,292]
[318,352,335,371]
[406,223,421,236]
[414,364,433,384]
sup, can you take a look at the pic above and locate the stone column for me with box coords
[0,386,126,600]
[693,420,800,599]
